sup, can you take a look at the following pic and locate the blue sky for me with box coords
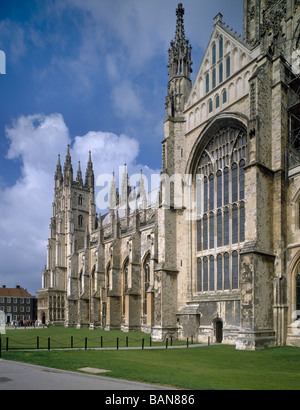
[0,0,243,296]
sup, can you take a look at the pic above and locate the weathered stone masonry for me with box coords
[38,1,300,350]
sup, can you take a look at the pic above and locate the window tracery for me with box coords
[196,126,246,293]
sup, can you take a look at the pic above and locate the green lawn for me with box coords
[0,327,187,350]
[1,329,300,390]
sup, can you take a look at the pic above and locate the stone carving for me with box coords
[261,0,286,38]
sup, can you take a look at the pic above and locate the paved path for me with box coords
[0,359,171,390]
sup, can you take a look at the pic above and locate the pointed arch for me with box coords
[185,114,248,178]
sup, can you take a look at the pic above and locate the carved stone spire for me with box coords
[109,172,117,210]
[76,161,83,186]
[63,145,73,184]
[166,3,193,117]
[175,3,186,47]
[138,169,147,210]
[120,164,129,209]
[55,154,63,187]
[85,151,94,189]
[167,3,192,82]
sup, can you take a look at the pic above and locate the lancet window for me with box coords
[143,254,151,315]
[196,126,246,293]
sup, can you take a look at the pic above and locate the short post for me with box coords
[150,336,152,347]
[6,337,8,351]
[166,338,168,349]
[48,337,50,351]
[117,338,119,350]
[126,336,128,348]
[71,336,73,348]
[187,337,189,348]
[85,337,87,350]
[142,338,144,350]
[101,336,103,348]
[208,336,210,346]
[191,335,193,345]
[37,336,39,350]
[170,336,173,346]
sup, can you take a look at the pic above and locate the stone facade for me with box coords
[38,1,300,350]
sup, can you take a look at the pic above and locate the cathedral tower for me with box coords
[38,146,97,327]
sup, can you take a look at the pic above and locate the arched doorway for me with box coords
[215,319,223,343]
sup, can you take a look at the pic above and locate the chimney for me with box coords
[16,285,20,289]
[2,285,6,288]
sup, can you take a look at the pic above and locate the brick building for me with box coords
[0,285,37,325]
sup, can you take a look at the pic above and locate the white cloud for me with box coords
[72,130,139,171]
[0,19,26,62]
[110,81,145,119]
[6,113,70,171]
[0,113,158,294]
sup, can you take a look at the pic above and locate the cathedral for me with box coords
[38,0,300,350]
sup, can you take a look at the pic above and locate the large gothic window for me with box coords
[196,126,246,293]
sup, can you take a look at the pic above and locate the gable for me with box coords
[185,16,257,119]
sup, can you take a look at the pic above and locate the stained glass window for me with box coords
[212,68,216,89]
[232,252,239,289]
[217,254,223,290]
[209,212,214,249]
[217,210,222,247]
[240,160,245,200]
[203,257,208,291]
[197,258,202,292]
[232,163,238,202]
[219,37,223,59]
[196,126,247,293]
[217,170,222,208]
[219,62,223,84]
[203,215,208,250]
[226,57,231,78]
[232,204,238,244]
[224,253,230,290]
[210,256,215,291]
[240,202,245,243]
[206,74,210,93]
[212,43,216,65]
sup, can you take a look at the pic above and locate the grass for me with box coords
[1,328,300,390]
[0,326,188,350]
